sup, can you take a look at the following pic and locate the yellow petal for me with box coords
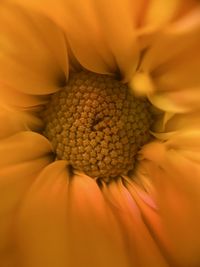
[0,131,52,262]
[0,131,52,168]
[17,166,131,267]
[164,111,200,133]
[129,71,155,96]
[102,179,169,266]
[148,92,187,113]
[0,105,43,139]
[165,4,200,34]
[85,0,139,80]
[139,21,200,112]
[16,161,70,267]
[11,0,140,80]
[10,0,116,75]
[125,178,172,265]
[154,52,200,93]
[68,172,131,267]
[0,1,68,95]
[141,142,200,266]
[144,0,182,28]
[166,129,200,149]
[155,112,175,132]
[0,85,48,108]
[150,86,200,113]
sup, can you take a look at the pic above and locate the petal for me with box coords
[138,16,200,111]
[135,4,200,111]
[59,0,118,75]
[165,3,200,34]
[144,0,177,27]
[68,172,131,267]
[0,131,52,261]
[16,165,131,267]
[164,111,200,133]
[166,129,200,163]
[102,179,169,266]
[0,84,48,109]
[16,161,70,267]
[142,0,196,30]
[12,0,140,80]
[124,178,174,266]
[141,142,200,266]
[0,1,68,95]
[0,131,53,210]
[141,23,200,76]
[148,90,200,113]
[153,112,174,133]
[129,71,155,96]
[0,131,52,168]
[0,105,43,139]
[81,0,139,80]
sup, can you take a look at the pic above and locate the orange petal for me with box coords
[0,105,43,139]
[84,0,140,80]
[16,161,70,267]
[141,24,200,74]
[125,178,174,266]
[68,172,131,267]
[0,1,68,95]
[144,0,180,28]
[148,90,200,113]
[129,71,155,96]
[16,165,131,267]
[141,141,200,266]
[151,87,200,113]
[0,131,52,168]
[0,131,52,262]
[11,0,141,79]
[0,85,48,108]
[140,19,200,113]
[0,131,53,210]
[102,178,169,266]
[56,0,140,79]
[166,110,200,129]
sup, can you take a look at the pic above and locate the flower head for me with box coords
[0,1,200,267]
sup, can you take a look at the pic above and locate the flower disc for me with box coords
[42,71,152,180]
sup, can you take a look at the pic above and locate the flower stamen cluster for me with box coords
[42,71,152,179]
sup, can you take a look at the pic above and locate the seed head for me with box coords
[42,71,152,180]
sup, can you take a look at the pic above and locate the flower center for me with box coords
[42,71,152,180]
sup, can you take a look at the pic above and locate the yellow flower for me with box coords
[0,1,200,267]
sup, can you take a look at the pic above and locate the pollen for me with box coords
[42,71,153,180]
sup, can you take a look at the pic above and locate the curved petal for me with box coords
[0,131,52,263]
[16,164,131,267]
[60,0,118,75]
[68,171,131,267]
[0,104,44,139]
[0,1,68,95]
[141,0,197,30]
[101,179,169,266]
[11,0,141,80]
[0,84,48,109]
[0,131,53,206]
[141,23,200,78]
[131,4,200,113]
[16,161,70,267]
[10,0,200,82]
[148,89,200,113]
[124,178,175,266]
[164,111,200,133]
[141,141,200,267]
[80,0,140,80]
[137,15,200,110]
